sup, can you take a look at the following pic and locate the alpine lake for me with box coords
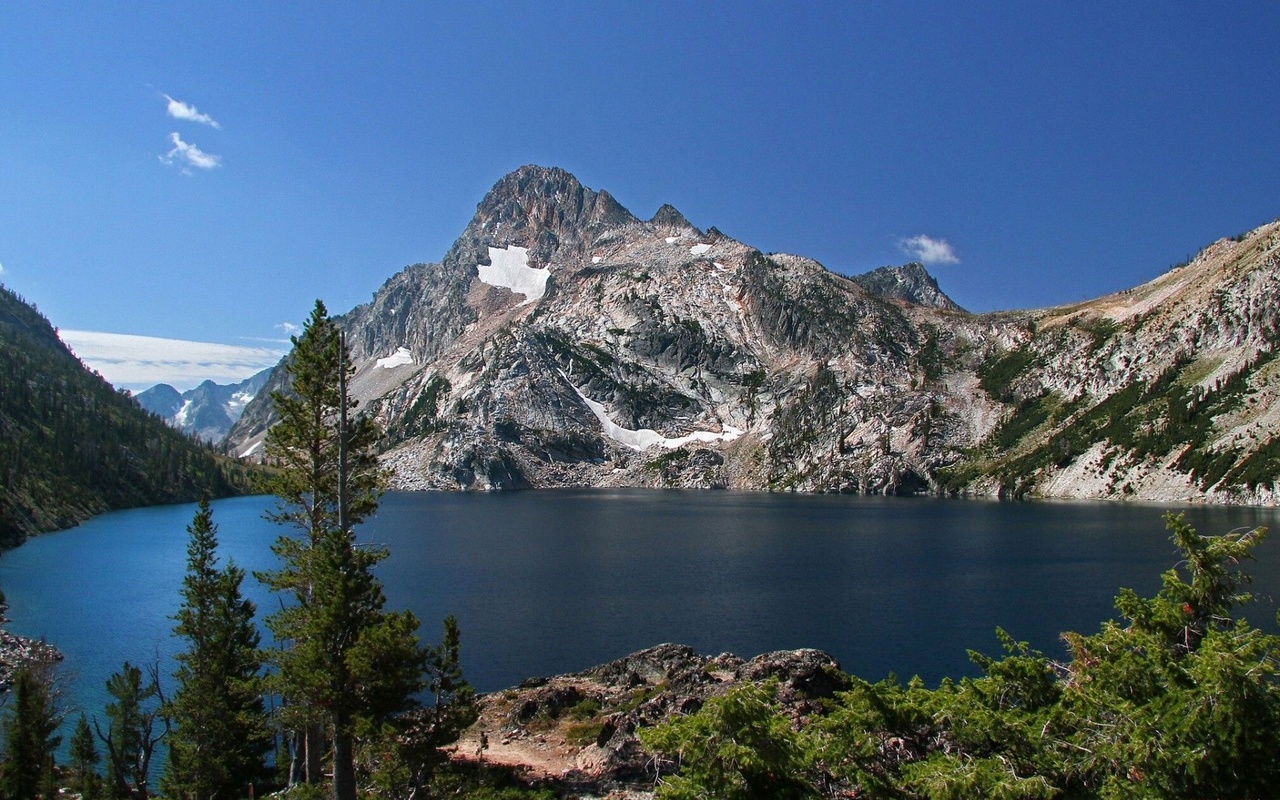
[6,490,1280,735]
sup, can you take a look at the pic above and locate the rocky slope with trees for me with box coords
[0,285,257,545]
[227,165,1280,503]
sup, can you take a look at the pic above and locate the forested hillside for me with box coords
[0,285,256,546]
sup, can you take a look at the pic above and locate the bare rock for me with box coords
[451,643,846,795]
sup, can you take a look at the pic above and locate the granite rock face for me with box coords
[227,166,1280,502]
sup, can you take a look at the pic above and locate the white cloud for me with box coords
[159,132,221,173]
[275,321,301,337]
[0,261,5,275]
[163,94,221,128]
[898,235,960,265]
[59,330,286,392]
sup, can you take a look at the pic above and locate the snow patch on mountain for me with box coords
[173,399,194,429]
[227,390,254,411]
[689,243,712,256]
[376,347,414,369]
[476,245,549,305]
[565,373,742,451]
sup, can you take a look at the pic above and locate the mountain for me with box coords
[228,165,1280,503]
[0,284,257,545]
[852,262,965,311]
[136,369,272,443]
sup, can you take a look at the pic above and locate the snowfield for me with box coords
[375,347,414,369]
[689,243,712,256]
[476,245,550,305]
[564,373,742,451]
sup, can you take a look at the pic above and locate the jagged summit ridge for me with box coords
[227,166,1280,504]
[852,262,965,311]
[136,369,272,443]
[649,203,702,237]
[462,165,638,264]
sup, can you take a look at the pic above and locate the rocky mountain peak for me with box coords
[464,165,638,259]
[650,203,702,237]
[852,262,964,311]
[228,168,1280,505]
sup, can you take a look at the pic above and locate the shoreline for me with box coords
[0,603,63,691]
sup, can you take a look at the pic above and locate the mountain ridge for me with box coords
[0,285,257,544]
[226,165,1280,504]
[135,369,272,443]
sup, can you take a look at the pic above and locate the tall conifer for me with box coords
[258,300,426,800]
[161,499,271,799]
[0,665,61,800]
[68,714,102,800]
[96,662,163,800]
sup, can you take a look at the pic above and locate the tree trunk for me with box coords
[286,730,302,786]
[331,716,357,800]
[304,724,323,786]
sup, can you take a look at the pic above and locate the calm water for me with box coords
[5,490,1280,732]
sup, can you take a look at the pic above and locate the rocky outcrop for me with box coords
[449,644,846,795]
[0,603,62,691]
[227,165,1280,503]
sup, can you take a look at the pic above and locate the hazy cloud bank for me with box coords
[60,329,285,392]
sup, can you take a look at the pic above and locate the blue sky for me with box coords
[2,3,1279,389]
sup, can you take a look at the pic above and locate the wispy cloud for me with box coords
[163,93,221,129]
[275,322,301,337]
[59,330,286,392]
[159,132,221,173]
[898,235,960,265]
[0,261,6,276]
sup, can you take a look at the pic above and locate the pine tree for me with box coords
[361,615,479,798]
[0,664,62,800]
[96,662,163,800]
[258,300,426,800]
[161,499,272,800]
[425,615,477,755]
[69,714,102,800]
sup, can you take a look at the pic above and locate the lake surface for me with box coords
[5,490,1280,733]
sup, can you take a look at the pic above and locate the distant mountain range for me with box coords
[0,285,256,544]
[135,369,271,443]
[218,164,1279,504]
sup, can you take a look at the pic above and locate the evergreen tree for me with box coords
[360,615,478,799]
[640,679,817,800]
[96,662,163,800]
[258,300,426,800]
[0,664,62,800]
[425,615,477,749]
[69,714,103,800]
[161,499,272,800]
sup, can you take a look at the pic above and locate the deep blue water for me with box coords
[5,490,1280,736]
